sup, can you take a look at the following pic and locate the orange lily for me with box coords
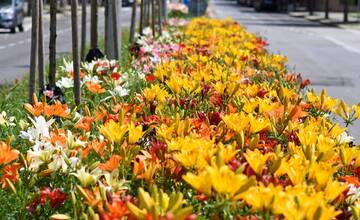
[0,142,19,165]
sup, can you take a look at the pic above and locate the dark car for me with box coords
[237,0,253,6]
[122,0,134,7]
[0,0,24,33]
[253,0,279,11]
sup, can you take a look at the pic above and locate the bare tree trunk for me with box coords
[307,0,313,15]
[104,0,109,55]
[145,0,150,27]
[344,0,349,23]
[161,0,166,23]
[112,0,119,60]
[104,0,118,59]
[151,0,155,37]
[29,0,39,103]
[130,0,137,46]
[38,0,45,89]
[324,0,329,19]
[90,0,98,48]
[49,0,57,86]
[71,0,81,105]
[27,0,32,16]
[139,0,144,35]
[81,0,87,61]
[157,0,162,35]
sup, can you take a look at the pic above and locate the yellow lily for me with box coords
[128,122,144,144]
[244,149,273,175]
[99,120,128,143]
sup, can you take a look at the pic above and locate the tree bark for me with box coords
[145,0,150,27]
[29,0,39,103]
[49,0,57,86]
[151,0,155,37]
[27,0,32,16]
[112,0,119,60]
[81,0,87,61]
[307,0,313,15]
[90,0,98,48]
[157,0,162,35]
[38,0,45,89]
[71,0,81,105]
[344,0,349,23]
[325,0,329,19]
[161,0,166,23]
[104,0,109,55]
[130,0,137,46]
[139,0,144,35]
[104,0,118,59]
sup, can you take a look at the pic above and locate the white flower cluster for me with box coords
[0,111,16,127]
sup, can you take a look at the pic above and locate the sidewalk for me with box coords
[289,11,360,29]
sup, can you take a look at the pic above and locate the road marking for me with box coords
[325,36,360,55]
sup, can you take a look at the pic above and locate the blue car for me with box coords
[0,0,24,33]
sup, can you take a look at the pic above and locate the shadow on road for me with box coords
[0,30,11,34]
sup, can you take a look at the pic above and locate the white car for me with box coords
[0,0,24,33]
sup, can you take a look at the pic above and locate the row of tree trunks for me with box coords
[29,0,166,105]
[304,0,350,23]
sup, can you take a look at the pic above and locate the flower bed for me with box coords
[1,17,360,219]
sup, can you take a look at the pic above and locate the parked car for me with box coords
[237,0,253,6]
[0,0,24,33]
[122,0,134,7]
[253,0,279,11]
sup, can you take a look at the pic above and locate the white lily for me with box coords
[110,85,129,97]
[20,116,55,142]
[56,77,74,89]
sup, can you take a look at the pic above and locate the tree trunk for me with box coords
[161,0,166,23]
[27,0,32,16]
[344,0,349,23]
[307,0,313,15]
[104,0,109,55]
[325,0,329,19]
[90,0,98,48]
[139,0,144,35]
[112,0,119,60]
[71,0,81,105]
[104,0,118,59]
[38,0,45,90]
[49,0,57,86]
[151,0,155,37]
[157,0,162,35]
[29,0,39,103]
[81,0,87,61]
[145,0,150,27]
[130,0,137,46]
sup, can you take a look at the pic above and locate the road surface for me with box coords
[0,6,133,83]
[213,0,360,140]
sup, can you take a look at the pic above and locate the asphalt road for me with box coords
[213,0,360,140]
[0,6,133,83]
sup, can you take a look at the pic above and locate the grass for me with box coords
[0,29,131,121]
